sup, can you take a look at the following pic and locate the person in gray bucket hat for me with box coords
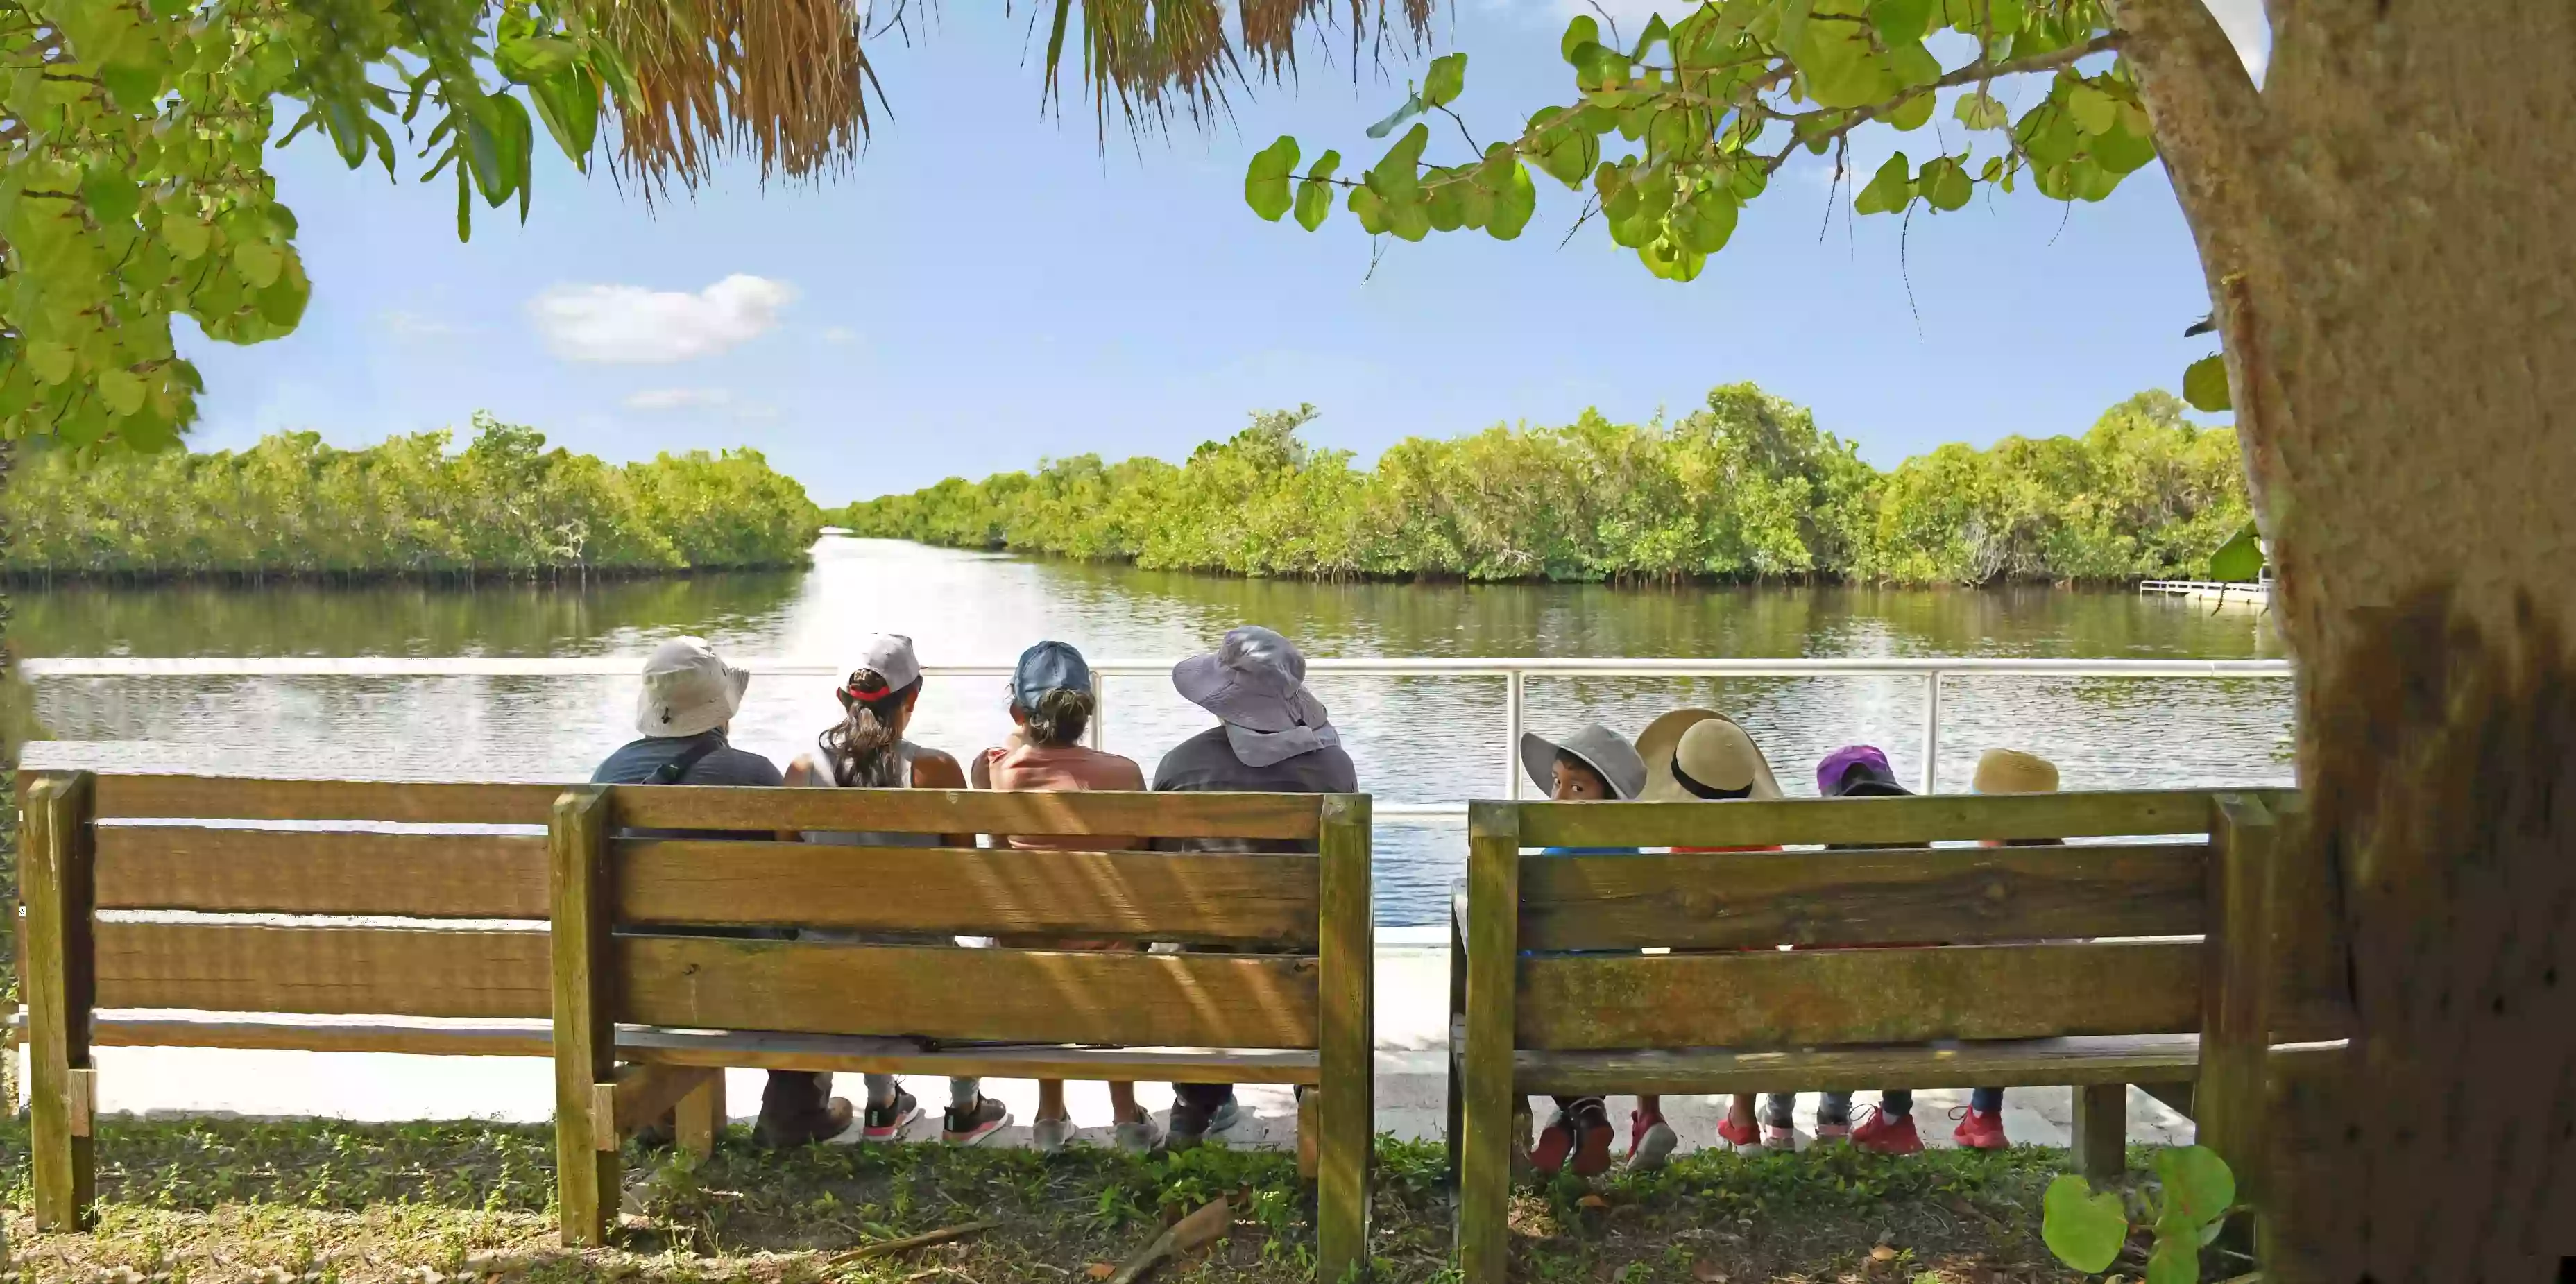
[1152,626,1358,1148]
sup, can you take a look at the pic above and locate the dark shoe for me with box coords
[1168,1097,1242,1150]
[864,1090,921,1143]
[756,1097,856,1148]
[943,1095,1012,1146]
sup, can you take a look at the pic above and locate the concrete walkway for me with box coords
[49,943,2195,1155]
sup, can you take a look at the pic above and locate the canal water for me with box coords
[14,536,2293,925]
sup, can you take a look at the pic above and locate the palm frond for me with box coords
[581,0,1434,189]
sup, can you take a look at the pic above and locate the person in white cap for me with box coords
[1152,626,1358,1149]
[783,634,1012,1149]
[592,637,858,1148]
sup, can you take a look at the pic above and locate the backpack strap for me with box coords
[649,733,726,785]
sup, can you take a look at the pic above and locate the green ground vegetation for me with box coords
[835,386,2248,586]
[1,1115,2114,1281]
[1,414,822,581]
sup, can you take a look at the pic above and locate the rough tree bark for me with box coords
[2115,0,2575,1277]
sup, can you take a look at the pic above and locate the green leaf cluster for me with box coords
[0,413,824,577]
[2041,1145,2241,1284]
[1249,0,2155,280]
[1,0,633,452]
[837,385,2251,585]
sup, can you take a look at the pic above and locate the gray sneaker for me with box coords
[1113,1113,1164,1154]
[1031,1116,1075,1153]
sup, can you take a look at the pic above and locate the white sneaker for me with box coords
[1031,1117,1075,1153]
[1759,1121,1799,1152]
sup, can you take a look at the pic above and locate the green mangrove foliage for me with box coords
[1,412,821,579]
[835,386,2249,585]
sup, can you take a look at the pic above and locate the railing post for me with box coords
[1315,794,1375,1283]
[1089,674,1107,749]
[25,770,97,1231]
[1920,670,1943,794]
[550,785,618,1247]
[1503,669,1525,798]
[1457,801,1521,1284]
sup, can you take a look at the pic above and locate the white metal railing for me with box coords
[2140,580,2270,596]
[24,655,2296,819]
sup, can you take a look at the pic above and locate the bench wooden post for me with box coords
[550,786,619,1247]
[2200,794,2278,1222]
[673,1074,722,1158]
[25,771,97,1231]
[1315,794,1374,1282]
[2070,1084,2127,1178]
[1457,801,1521,1284]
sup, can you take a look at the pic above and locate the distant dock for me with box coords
[2140,579,2269,606]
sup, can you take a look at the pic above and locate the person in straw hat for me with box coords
[1513,722,1648,1176]
[591,637,864,1149]
[1635,709,1789,1161]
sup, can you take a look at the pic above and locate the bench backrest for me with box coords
[575,784,1372,1051]
[46,772,563,1028]
[1469,787,2338,1052]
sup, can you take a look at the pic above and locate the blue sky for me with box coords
[178,0,2271,507]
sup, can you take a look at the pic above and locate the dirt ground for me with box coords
[0,1115,2111,1282]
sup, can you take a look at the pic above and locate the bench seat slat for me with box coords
[1518,941,2203,1050]
[619,936,1321,1049]
[97,828,549,919]
[1517,790,2222,850]
[93,923,552,1019]
[1513,1034,2210,1093]
[1519,842,2208,950]
[94,776,565,825]
[608,786,1321,841]
[617,841,1319,946]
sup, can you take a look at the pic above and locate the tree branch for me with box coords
[1763,31,2129,174]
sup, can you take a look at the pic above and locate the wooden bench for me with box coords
[1447,788,2342,1283]
[20,771,1378,1281]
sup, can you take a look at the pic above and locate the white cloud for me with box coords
[528,274,796,364]
[621,387,735,412]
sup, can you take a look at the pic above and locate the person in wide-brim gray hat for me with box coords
[1171,625,1341,768]
[1519,724,1646,801]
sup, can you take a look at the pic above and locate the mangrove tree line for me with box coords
[3,413,822,580]
[835,385,2249,585]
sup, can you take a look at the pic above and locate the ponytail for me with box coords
[1021,687,1093,747]
[821,670,921,787]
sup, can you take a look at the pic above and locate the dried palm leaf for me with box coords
[577,0,885,194]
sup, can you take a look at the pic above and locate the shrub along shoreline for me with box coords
[1,413,823,582]
[834,385,2249,587]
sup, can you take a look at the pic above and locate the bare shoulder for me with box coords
[910,748,968,789]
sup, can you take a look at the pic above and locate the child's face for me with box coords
[1551,760,1614,801]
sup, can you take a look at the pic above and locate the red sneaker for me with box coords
[1849,1105,1923,1155]
[1567,1105,1617,1177]
[1626,1111,1678,1171]
[1532,1111,1576,1176]
[1952,1106,2008,1150]
[1715,1113,1762,1154]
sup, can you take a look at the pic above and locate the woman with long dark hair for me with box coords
[784,634,1012,1147]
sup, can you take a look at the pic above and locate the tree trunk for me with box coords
[2117,0,2576,1276]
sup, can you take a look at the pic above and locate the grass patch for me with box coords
[2,1116,2096,1281]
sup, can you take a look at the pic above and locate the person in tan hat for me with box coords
[1632,710,1791,1162]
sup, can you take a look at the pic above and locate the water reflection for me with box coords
[18,538,2294,923]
